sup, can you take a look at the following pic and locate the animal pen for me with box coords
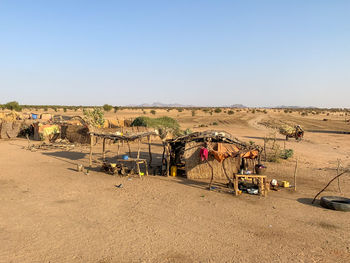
[88,131,157,177]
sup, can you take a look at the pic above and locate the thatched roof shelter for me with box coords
[166,131,261,179]
[88,130,158,166]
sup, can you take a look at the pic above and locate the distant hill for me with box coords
[274,105,317,109]
[230,104,247,108]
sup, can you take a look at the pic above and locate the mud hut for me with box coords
[166,131,261,179]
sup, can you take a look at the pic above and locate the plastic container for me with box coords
[281,181,290,188]
[171,166,177,177]
[122,155,129,160]
[31,113,38,120]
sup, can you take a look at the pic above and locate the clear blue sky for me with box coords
[0,0,349,107]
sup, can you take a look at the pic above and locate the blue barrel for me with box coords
[122,155,129,160]
[31,114,38,120]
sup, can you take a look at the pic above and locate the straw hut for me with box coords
[166,131,261,179]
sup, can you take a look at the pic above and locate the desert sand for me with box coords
[1,108,350,262]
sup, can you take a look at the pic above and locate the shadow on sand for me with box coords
[243,136,286,142]
[297,198,321,208]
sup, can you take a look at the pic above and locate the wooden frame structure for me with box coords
[88,131,157,176]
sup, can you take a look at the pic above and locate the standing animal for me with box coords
[279,125,304,141]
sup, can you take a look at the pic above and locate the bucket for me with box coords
[255,165,267,175]
[122,155,129,160]
[31,113,38,120]
[171,166,177,177]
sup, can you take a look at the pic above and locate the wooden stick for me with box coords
[127,140,131,157]
[102,138,106,161]
[312,170,349,204]
[293,158,298,191]
[337,159,341,193]
[89,134,94,166]
[137,139,141,159]
[116,140,120,159]
[207,160,214,190]
[166,143,170,177]
[148,136,152,166]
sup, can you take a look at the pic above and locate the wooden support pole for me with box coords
[116,140,120,159]
[137,139,141,159]
[102,138,106,161]
[166,144,170,177]
[89,134,94,167]
[148,136,152,166]
[127,140,131,157]
[293,158,298,191]
[161,143,166,176]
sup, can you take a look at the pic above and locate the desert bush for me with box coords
[113,106,119,113]
[228,110,234,115]
[177,108,183,112]
[63,107,67,112]
[252,109,256,114]
[4,101,21,111]
[202,108,210,113]
[150,110,156,115]
[83,108,105,128]
[214,108,222,113]
[103,104,113,112]
[212,122,218,125]
[263,109,267,114]
[132,116,180,133]
[280,149,294,160]
[191,110,196,116]
[43,106,48,111]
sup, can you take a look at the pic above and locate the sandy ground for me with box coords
[1,109,350,262]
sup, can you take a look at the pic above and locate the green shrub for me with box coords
[132,116,180,132]
[214,108,222,113]
[228,110,234,115]
[113,106,119,113]
[83,108,105,128]
[280,149,294,159]
[63,107,67,112]
[212,122,218,125]
[150,110,156,115]
[103,104,113,112]
[177,108,183,112]
[4,101,22,111]
[191,110,196,116]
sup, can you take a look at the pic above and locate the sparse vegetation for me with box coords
[150,110,156,115]
[4,101,22,111]
[103,104,113,112]
[228,110,234,115]
[214,108,222,113]
[83,108,105,128]
[131,116,180,134]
